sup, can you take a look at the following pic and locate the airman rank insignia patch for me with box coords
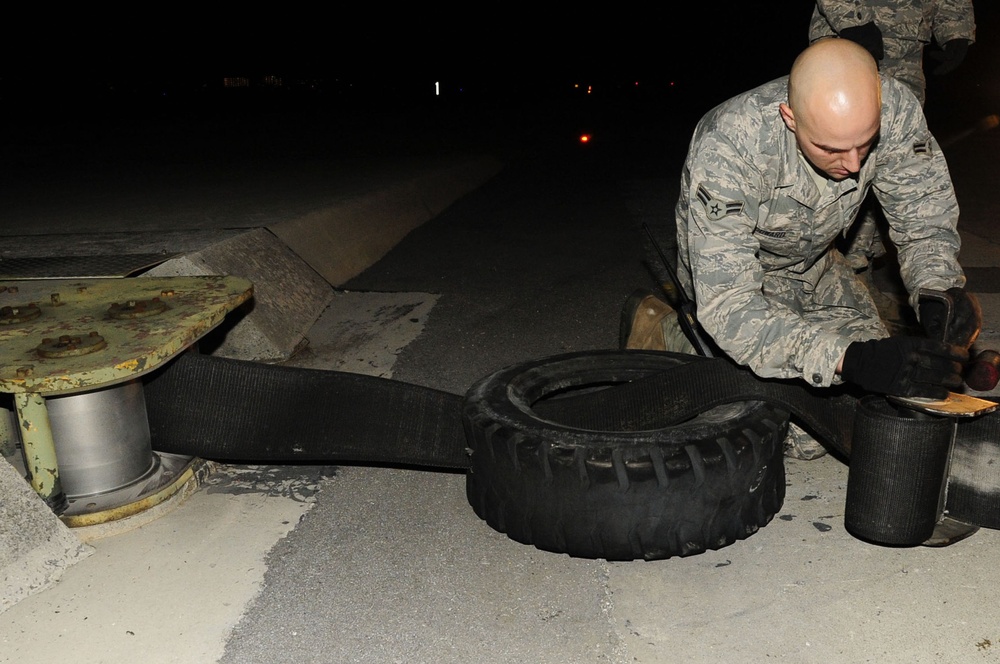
[697,184,744,221]
[913,141,930,155]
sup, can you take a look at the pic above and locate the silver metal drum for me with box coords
[47,379,157,497]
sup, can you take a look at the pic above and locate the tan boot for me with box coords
[619,289,674,350]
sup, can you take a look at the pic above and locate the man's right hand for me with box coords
[839,22,885,62]
[840,337,968,399]
[919,287,982,348]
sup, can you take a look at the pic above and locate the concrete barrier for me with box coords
[146,154,504,361]
[0,446,93,615]
[268,155,504,287]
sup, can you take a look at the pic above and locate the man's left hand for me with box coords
[919,287,982,348]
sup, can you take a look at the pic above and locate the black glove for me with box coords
[919,287,982,348]
[841,337,968,399]
[928,39,971,76]
[840,22,885,62]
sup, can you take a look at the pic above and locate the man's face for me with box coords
[794,116,881,181]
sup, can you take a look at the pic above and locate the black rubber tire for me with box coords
[462,350,789,561]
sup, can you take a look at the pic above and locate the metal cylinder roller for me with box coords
[46,380,157,497]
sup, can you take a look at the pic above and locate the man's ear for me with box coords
[779,103,796,132]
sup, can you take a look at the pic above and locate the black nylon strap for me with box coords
[142,350,999,544]
[533,353,858,457]
[144,351,470,470]
[948,413,1000,528]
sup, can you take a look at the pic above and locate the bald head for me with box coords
[780,38,882,180]
[789,38,881,126]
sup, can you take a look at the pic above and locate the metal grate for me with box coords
[0,254,175,279]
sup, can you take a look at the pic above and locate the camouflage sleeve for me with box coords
[872,81,965,311]
[811,0,874,32]
[931,0,976,45]
[681,133,852,387]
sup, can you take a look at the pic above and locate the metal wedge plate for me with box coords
[889,392,999,417]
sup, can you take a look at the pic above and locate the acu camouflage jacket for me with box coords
[674,75,965,387]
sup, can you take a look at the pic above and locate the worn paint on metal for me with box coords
[14,391,64,504]
[0,276,253,395]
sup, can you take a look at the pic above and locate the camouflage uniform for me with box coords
[809,0,976,106]
[674,75,965,388]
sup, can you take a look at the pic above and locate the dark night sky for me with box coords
[3,6,819,94]
[2,3,998,132]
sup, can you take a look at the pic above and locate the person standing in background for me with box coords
[810,0,976,107]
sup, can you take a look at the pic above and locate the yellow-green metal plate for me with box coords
[0,276,253,395]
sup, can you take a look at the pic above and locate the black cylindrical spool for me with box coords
[845,396,953,545]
